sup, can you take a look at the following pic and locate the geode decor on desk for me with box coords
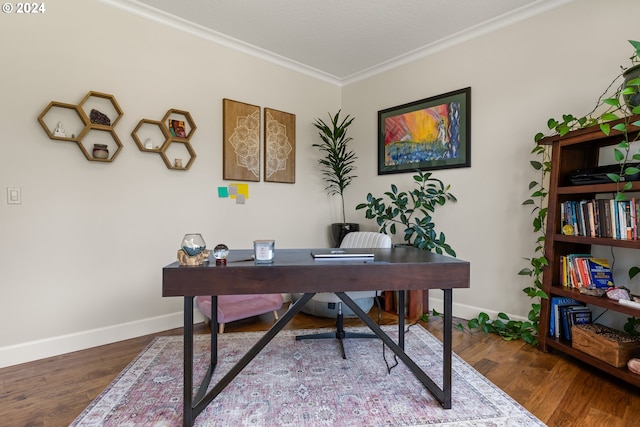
[177,248,210,266]
[90,109,111,126]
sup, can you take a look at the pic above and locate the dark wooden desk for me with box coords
[163,247,470,427]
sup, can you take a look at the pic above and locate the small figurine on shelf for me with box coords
[92,144,109,159]
[175,158,183,168]
[53,122,66,137]
[213,244,229,265]
[144,138,154,150]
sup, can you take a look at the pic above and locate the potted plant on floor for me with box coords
[356,170,457,256]
[313,110,359,246]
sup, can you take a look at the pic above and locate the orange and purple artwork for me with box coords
[378,88,470,174]
[383,101,460,167]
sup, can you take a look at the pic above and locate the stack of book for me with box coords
[549,297,593,342]
[560,254,614,289]
[560,198,640,240]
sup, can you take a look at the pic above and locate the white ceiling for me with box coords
[112,0,571,83]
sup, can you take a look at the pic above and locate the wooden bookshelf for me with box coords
[538,114,640,386]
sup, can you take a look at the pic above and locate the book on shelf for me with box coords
[559,198,640,240]
[632,198,639,240]
[550,297,581,337]
[565,253,591,288]
[561,305,592,341]
[560,254,614,289]
[585,257,614,289]
[601,199,612,238]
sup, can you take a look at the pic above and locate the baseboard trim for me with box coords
[429,297,528,323]
[0,309,205,369]
[1,297,524,369]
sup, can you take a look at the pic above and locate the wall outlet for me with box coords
[7,187,21,204]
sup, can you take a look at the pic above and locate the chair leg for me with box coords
[219,323,225,334]
[273,310,279,321]
[295,302,377,359]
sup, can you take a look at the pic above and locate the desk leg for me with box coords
[336,291,451,408]
[183,296,194,427]
[183,296,219,427]
[398,290,405,350]
[183,292,316,425]
[443,289,452,408]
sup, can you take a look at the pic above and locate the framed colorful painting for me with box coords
[377,87,471,175]
[263,108,295,183]
[222,98,261,181]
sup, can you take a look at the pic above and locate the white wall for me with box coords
[2,0,639,367]
[0,0,341,367]
[343,0,640,318]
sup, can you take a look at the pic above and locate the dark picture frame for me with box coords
[378,87,471,175]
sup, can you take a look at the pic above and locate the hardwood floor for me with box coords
[2,305,640,427]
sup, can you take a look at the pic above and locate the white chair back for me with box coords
[340,231,392,249]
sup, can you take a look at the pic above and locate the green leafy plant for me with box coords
[356,170,457,256]
[624,316,640,336]
[623,267,640,335]
[313,110,358,224]
[460,40,640,347]
[534,40,640,200]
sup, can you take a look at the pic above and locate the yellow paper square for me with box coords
[229,183,249,199]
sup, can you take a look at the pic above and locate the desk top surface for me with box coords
[162,247,470,296]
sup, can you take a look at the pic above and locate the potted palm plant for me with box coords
[313,110,359,246]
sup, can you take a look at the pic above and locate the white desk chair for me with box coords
[294,231,392,358]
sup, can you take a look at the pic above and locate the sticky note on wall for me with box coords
[218,186,229,197]
[229,183,248,199]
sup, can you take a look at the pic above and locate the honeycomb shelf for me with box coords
[38,91,124,162]
[132,109,197,170]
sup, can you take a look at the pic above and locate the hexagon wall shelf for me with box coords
[132,109,197,170]
[38,91,124,162]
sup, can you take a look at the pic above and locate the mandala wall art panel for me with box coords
[263,108,295,183]
[223,99,261,182]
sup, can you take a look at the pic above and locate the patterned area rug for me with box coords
[71,325,546,426]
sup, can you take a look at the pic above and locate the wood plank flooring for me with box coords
[2,305,640,426]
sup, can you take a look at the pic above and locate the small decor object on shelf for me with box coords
[169,119,186,138]
[178,233,208,266]
[177,248,209,266]
[181,233,206,256]
[53,121,66,137]
[92,144,109,159]
[131,109,197,170]
[572,323,640,368]
[38,91,124,162]
[90,109,111,126]
[254,239,275,264]
[213,243,230,265]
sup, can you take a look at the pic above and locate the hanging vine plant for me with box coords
[431,40,640,347]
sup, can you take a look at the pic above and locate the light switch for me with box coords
[7,187,21,204]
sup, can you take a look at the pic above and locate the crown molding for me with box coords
[101,0,574,88]
[99,0,343,86]
[342,0,575,85]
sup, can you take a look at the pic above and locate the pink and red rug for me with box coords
[72,325,545,426]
